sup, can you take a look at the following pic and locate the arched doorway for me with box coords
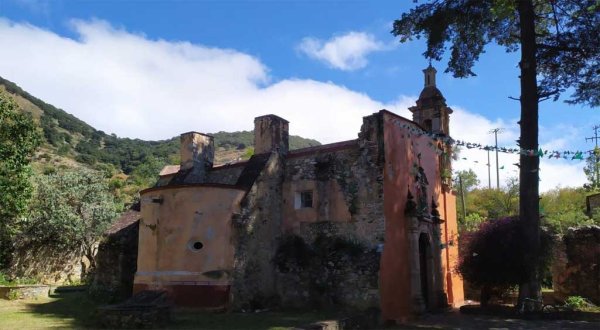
[419,233,432,310]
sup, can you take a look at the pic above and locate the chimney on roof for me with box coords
[254,114,289,155]
[180,132,214,181]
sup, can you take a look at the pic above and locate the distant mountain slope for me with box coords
[0,76,320,174]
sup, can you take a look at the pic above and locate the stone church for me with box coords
[133,65,464,322]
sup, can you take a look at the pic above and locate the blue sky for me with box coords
[0,0,596,191]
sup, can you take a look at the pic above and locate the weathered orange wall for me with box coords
[439,191,464,306]
[134,184,245,306]
[380,112,427,321]
[380,111,454,321]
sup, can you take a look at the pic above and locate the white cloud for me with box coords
[450,108,587,192]
[0,18,587,191]
[297,31,386,71]
[0,19,403,144]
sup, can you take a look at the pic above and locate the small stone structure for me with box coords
[96,290,171,329]
[552,225,600,305]
[0,285,50,300]
[586,193,600,214]
[90,210,140,302]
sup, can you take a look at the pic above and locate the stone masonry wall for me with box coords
[9,245,85,285]
[274,228,381,310]
[231,152,286,310]
[274,115,385,311]
[552,225,600,305]
[284,145,385,244]
[90,219,139,302]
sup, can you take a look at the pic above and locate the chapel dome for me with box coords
[418,85,445,101]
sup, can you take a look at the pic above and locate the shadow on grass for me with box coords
[25,290,100,328]
[460,304,600,322]
[24,290,338,329]
[170,310,339,330]
[392,307,600,330]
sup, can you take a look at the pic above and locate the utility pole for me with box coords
[458,174,467,220]
[585,125,600,189]
[486,147,492,189]
[489,128,503,189]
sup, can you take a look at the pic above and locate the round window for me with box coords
[189,241,204,251]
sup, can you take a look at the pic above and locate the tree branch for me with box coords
[537,43,580,52]
[538,89,560,99]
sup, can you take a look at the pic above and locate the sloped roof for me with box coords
[159,165,180,176]
[235,153,271,189]
[419,86,445,100]
[107,210,140,234]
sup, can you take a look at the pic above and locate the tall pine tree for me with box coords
[392,0,599,310]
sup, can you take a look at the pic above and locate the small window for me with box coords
[294,191,313,209]
[424,119,432,131]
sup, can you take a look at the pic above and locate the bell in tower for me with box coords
[409,64,453,136]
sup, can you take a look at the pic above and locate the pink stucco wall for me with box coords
[379,111,462,321]
[134,184,245,307]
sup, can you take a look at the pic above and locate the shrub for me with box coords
[457,216,553,305]
[273,235,313,272]
[563,296,597,311]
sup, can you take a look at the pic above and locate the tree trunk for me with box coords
[517,0,542,311]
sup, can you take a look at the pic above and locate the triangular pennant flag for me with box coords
[572,151,584,160]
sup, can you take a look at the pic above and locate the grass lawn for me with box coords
[0,291,339,329]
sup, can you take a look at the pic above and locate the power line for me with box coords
[585,125,600,188]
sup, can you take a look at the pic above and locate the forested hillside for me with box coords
[0,76,320,205]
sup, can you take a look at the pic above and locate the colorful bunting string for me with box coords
[392,119,596,162]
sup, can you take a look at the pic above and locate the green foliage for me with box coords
[454,169,481,226]
[392,0,600,106]
[393,0,599,303]
[540,187,600,234]
[463,177,519,222]
[583,147,600,191]
[0,92,41,268]
[0,93,41,219]
[464,185,597,235]
[0,77,323,218]
[564,296,586,310]
[563,296,598,311]
[0,271,37,287]
[21,170,117,255]
[0,77,93,137]
[460,213,486,233]
[128,155,166,187]
[242,147,255,160]
[453,169,479,192]
[1,77,321,183]
[212,131,320,151]
[6,290,19,300]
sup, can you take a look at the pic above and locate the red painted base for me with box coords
[133,283,230,308]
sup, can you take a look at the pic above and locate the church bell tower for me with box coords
[409,64,452,136]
